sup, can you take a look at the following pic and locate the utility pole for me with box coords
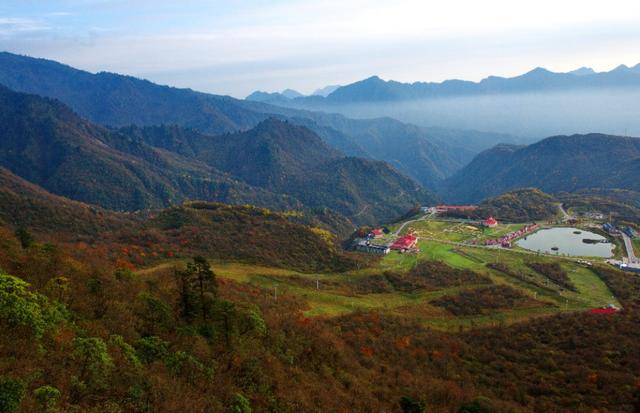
[316,279,319,290]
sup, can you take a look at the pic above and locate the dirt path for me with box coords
[622,232,638,263]
[393,211,434,236]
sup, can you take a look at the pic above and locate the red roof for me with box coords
[590,308,619,315]
[484,216,498,225]
[371,228,383,236]
[391,234,418,249]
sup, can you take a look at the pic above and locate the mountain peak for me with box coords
[363,75,384,82]
[612,64,631,72]
[523,67,553,76]
[312,84,340,97]
[281,88,303,99]
[568,67,595,76]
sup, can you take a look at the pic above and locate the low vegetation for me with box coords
[432,285,541,316]
[591,265,640,305]
[486,262,557,292]
[526,262,576,292]
[352,260,492,294]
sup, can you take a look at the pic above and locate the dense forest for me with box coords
[2,219,640,412]
[1,172,640,412]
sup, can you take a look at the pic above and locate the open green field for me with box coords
[396,219,525,243]
[138,218,621,331]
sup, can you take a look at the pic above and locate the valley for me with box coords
[135,207,623,332]
[1,48,640,412]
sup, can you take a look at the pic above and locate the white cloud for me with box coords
[46,12,74,17]
[0,17,48,36]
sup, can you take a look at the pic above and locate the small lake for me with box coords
[516,227,615,257]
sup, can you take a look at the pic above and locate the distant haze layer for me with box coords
[288,88,640,138]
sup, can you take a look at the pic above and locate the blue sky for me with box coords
[1,0,640,97]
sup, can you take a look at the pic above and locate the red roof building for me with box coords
[390,234,418,251]
[590,305,620,315]
[371,228,383,237]
[483,216,498,227]
[589,308,619,315]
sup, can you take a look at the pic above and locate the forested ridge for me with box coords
[0,85,433,226]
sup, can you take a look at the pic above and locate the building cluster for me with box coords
[353,231,419,255]
[618,262,640,273]
[472,223,539,248]
[602,222,619,235]
[368,228,385,238]
[623,226,637,239]
[353,227,393,255]
[353,239,390,255]
[390,233,418,252]
[583,211,605,220]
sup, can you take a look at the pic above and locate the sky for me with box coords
[1,0,640,98]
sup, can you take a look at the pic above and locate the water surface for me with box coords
[516,227,614,257]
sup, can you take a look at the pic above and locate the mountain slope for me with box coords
[443,134,640,202]
[0,84,432,224]
[476,189,559,222]
[196,119,343,189]
[0,173,361,271]
[120,119,436,224]
[0,52,476,187]
[0,52,265,135]
[0,85,300,211]
[240,102,477,187]
[0,167,135,236]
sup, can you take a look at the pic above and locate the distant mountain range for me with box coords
[0,52,514,190]
[0,84,435,225]
[7,52,640,222]
[312,85,340,97]
[443,133,640,203]
[248,64,640,104]
[246,64,640,137]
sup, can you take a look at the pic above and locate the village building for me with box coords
[603,223,619,235]
[473,223,538,247]
[483,216,498,227]
[590,304,620,315]
[353,239,390,255]
[390,233,418,252]
[619,262,640,274]
[623,226,637,239]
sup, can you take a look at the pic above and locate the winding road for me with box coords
[558,203,574,221]
[393,211,434,236]
[622,233,638,263]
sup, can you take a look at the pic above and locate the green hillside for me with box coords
[444,134,640,202]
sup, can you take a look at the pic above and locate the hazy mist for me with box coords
[307,87,640,139]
